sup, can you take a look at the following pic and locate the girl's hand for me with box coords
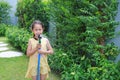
[36,44,41,49]
[38,49,46,54]
[38,49,53,54]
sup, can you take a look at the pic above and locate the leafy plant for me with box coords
[6,26,31,53]
[16,0,49,32]
[0,1,11,24]
[0,24,8,36]
[14,0,120,79]
[49,49,74,72]
[48,0,119,79]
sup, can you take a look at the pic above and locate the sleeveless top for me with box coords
[25,38,50,78]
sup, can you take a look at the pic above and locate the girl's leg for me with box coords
[40,74,47,80]
[32,76,36,80]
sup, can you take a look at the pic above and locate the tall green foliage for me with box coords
[0,1,11,24]
[16,0,49,31]
[48,0,120,79]
[14,0,120,79]
[50,0,118,58]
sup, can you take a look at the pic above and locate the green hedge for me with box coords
[49,0,118,58]
[2,24,120,80]
[48,0,120,79]
[49,49,74,72]
[61,61,120,80]
[6,26,31,53]
[49,49,120,80]
[2,24,44,54]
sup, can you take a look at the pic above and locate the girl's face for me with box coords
[32,24,43,38]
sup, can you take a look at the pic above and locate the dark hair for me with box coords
[30,20,44,30]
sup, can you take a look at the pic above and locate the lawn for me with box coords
[0,56,30,80]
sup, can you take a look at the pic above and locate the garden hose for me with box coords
[36,35,41,80]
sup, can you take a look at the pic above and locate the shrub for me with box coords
[16,0,49,31]
[49,49,74,72]
[48,0,119,79]
[61,64,87,80]
[0,1,11,24]
[61,59,120,80]
[0,24,7,36]
[6,27,31,53]
[49,0,118,59]
[86,61,120,80]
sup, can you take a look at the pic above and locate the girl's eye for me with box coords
[35,29,41,31]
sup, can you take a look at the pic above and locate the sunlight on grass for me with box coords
[49,72,61,80]
[0,37,8,42]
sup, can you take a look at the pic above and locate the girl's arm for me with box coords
[46,39,54,54]
[38,39,54,54]
[26,40,38,56]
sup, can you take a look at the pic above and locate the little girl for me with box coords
[25,20,53,80]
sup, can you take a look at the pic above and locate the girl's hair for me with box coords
[30,20,44,30]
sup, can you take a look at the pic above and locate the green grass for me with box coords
[0,37,61,80]
[0,56,61,80]
[0,56,30,80]
[0,37,7,42]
